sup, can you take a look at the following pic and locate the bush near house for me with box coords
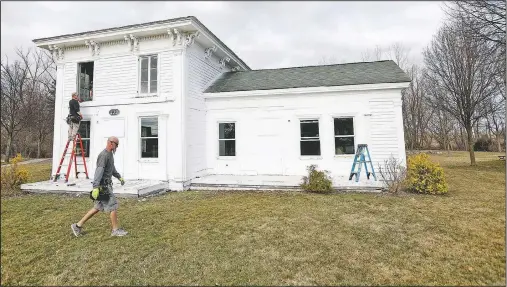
[300,165,333,193]
[405,153,448,195]
[1,154,29,196]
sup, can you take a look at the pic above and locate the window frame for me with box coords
[139,116,159,160]
[218,121,236,158]
[299,119,321,156]
[333,116,356,156]
[77,120,91,158]
[138,54,159,97]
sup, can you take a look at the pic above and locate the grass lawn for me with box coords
[1,152,505,285]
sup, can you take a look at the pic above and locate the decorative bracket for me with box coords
[231,66,242,72]
[204,46,217,60]
[184,31,200,47]
[124,35,132,51]
[84,40,100,56]
[219,57,230,69]
[129,34,139,51]
[173,29,182,46]
[167,29,174,46]
[90,40,100,55]
[48,45,64,60]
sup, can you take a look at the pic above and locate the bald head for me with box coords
[106,136,119,152]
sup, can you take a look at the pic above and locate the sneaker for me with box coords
[71,223,82,237]
[111,228,128,237]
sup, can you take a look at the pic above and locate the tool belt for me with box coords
[66,114,81,124]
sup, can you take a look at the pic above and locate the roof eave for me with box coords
[204,81,411,98]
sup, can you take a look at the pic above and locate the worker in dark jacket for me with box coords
[70,136,128,237]
[68,92,83,141]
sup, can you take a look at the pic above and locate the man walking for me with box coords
[71,136,128,237]
[68,92,83,141]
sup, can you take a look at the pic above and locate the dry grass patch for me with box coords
[1,152,505,285]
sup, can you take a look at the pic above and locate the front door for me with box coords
[99,118,125,177]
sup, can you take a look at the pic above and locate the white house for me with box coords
[30,16,410,193]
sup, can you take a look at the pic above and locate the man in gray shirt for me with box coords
[71,136,128,237]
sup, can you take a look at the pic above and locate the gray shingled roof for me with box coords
[205,60,410,93]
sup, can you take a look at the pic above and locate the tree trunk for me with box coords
[4,136,12,163]
[37,140,42,158]
[497,134,502,152]
[466,125,476,166]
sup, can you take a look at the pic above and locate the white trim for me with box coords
[299,118,322,157]
[138,116,160,161]
[332,116,356,156]
[138,54,160,97]
[217,121,237,158]
[34,22,192,46]
[204,82,411,99]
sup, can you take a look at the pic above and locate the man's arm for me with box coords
[112,165,121,179]
[75,101,83,118]
[92,155,106,188]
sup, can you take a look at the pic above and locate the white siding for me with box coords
[63,62,77,102]
[159,51,174,99]
[368,99,400,166]
[205,89,405,178]
[185,44,226,179]
[94,55,138,99]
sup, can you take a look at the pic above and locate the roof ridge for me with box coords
[238,60,394,73]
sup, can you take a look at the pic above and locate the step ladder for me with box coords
[54,133,89,183]
[349,144,377,182]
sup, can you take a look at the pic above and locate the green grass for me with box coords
[1,152,505,285]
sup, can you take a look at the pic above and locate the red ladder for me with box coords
[54,133,89,182]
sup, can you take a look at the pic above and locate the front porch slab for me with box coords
[20,179,170,198]
[190,174,384,192]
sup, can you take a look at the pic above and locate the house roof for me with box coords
[32,16,251,70]
[205,60,411,93]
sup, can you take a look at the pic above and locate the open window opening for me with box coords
[77,62,94,102]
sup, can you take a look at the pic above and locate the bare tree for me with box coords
[318,55,345,65]
[402,65,434,150]
[1,47,56,162]
[424,19,499,165]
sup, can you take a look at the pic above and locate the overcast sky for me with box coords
[1,1,446,69]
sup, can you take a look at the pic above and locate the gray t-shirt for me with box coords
[92,149,121,188]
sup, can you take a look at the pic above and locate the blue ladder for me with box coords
[349,144,377,182]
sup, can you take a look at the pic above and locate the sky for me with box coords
[1,1,446,70]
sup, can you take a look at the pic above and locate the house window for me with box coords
[334,118,355,155]
[219,123,235,156]
[140,117,158,158]
[77,121,90,157]
[77,62,94,102]
[300,119,321,156]
[139,55,158,95]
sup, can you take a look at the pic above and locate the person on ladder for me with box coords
[67,92,82,141]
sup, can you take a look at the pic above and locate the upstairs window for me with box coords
[334,118,355,155]
[77,62,94,102]
[139,55,158,96]
[300,119,321,156]
[219,123,236,156]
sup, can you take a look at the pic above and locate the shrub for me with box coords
[1,154,29,196]
[474,136,493,151]
[377,156,407,193]
[300,165,333,194]
[405,153,448,195]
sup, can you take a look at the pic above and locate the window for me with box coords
[218,123,235,156]
[140,117,158,158]
[139,55,158,95]
[77,62,94,102]
[334,118,355,155]
[300,119,321,156]
[77,121,91,157]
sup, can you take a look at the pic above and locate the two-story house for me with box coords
[28,16,410,195]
